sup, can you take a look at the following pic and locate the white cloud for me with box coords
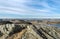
[0,0,60,18]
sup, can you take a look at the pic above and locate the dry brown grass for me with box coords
[7,29,26,39]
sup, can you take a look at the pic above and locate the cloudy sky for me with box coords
[0,0,60,19]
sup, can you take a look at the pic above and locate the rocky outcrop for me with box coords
[0,23,60,39]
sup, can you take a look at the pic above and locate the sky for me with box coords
[0,0,60,19]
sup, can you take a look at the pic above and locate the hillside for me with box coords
[0,20,60,39]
